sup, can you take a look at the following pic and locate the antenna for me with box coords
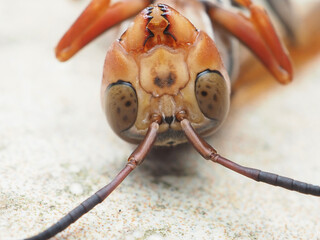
[179,117,320,196]
[25,121,159,240]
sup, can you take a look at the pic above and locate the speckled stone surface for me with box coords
[1,1,320,240]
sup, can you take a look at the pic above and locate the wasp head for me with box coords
[102,4,230,146]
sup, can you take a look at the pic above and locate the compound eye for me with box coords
[195,70,229,122]
[105,81,138,134]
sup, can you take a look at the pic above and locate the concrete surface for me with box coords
[1,1,320,239]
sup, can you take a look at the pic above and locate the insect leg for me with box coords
[203,0,293,84]
[265,0,296,42]
[177,115,320,197]
[25,121,159,240]
[56,0,153,61]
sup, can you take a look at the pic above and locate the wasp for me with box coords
[25,0,319,239]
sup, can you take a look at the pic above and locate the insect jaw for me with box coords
[143,5,175,45]
[119,4,198,53]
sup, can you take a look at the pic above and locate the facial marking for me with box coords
[140,48,188,97]
[154,72,176,88]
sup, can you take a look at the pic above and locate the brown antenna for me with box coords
[25,121,160,240]
[178,116,320,196]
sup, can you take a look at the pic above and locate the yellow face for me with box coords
[101,4,230,146]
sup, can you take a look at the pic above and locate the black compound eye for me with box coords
[105,81,138,134]
[195,70,229,121]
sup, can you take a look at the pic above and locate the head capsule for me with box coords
[101,4,231,146]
